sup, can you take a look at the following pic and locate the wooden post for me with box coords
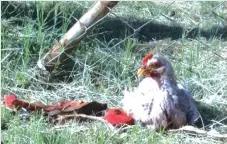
[37,1,118,77]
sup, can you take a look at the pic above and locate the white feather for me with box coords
[122,77,162,123]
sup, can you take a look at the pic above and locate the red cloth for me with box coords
[104,108,135,126]
[3,95,135,126]
[2,94,88,112]
[3,94,18,109]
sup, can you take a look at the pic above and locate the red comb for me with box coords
[142,52,153,66]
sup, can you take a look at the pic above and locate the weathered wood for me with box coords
[37,1,118,75]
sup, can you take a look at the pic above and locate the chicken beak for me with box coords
[137,68,149,77]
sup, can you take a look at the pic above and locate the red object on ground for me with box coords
[3,95,134,126]
[2,94,89,112]
[104,108,135,126]
[3,95,18,109]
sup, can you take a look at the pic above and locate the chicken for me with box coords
[122,53,199,130]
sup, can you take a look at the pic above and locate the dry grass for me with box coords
[1,1,227,144]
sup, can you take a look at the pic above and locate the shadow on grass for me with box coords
[2,1,227,43]
[95,18,227,42]
[2,1,227,85]
[194,101,227,129]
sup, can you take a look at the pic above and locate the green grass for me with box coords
[1,1,227,144]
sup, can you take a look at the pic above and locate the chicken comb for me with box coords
[142,52,153,66]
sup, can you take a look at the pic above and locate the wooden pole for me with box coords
[37,1,119,76]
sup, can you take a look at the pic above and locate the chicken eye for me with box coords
[152,61,161,68]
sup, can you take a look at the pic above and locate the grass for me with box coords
[1,1,227,144]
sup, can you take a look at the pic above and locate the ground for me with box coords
[1,1,227,144]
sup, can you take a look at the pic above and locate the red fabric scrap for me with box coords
[3,95,18,109]
[3,95,135,127]
[104,108,135,126]
[2,94,88,112]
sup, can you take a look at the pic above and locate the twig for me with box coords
[210,117,227,128]
[197,109,205,130]
[57,113,106,123]
[168,125,227,139]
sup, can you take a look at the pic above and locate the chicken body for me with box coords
[122,54,199,130]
